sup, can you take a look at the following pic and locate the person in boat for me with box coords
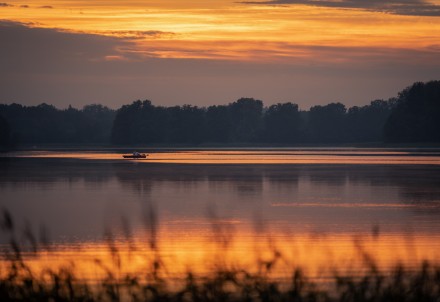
[133,151,141,157]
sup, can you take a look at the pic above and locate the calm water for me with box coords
[1,149,440,278]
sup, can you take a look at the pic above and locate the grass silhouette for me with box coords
[0,209,439,302]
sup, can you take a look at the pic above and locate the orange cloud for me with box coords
[0,2,438,62]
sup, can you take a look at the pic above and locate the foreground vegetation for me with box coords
[0,80,439,148]
[1,210,440,302]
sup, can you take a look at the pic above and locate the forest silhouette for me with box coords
[0,80,439,148]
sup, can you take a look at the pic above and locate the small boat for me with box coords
[123,152,148,159]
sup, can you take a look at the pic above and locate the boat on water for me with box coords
[123,152,148,159]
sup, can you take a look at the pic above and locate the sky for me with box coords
[1,0,439,109]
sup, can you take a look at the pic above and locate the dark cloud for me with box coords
[0,3,31,8]
[38,5,53,9]
[241,0,440,16]
[0,20,134,66]
[106,30,175,39]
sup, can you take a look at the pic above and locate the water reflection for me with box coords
[2,158,440,205]
[1,153,440,277]
[1,158,440,235]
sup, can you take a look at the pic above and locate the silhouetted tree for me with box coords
[111,98,265,145]
[308,102,347,143]
[2,80,438,146]
[228,98,263,142]
[385,81,440,142]
[111,100,149,144]
[205,105,231,143]
[81,104,115,143]
[111,101,206,145]
[264,102,301,143]
[166,105,206,144]
[0,115,11,148]
[0,103,115,145]
[346,99,394,142]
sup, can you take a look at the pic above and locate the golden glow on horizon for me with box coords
[2,0,440,61]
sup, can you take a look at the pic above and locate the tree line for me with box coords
[0,80,439,148]
[0,104,115,147]
[110,98,394,145]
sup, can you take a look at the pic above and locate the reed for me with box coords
[0,209,439,302]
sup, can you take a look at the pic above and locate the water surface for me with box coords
[1,149,440,279]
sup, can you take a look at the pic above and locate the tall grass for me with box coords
[0,209,439,302]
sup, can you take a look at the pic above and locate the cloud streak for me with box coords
[241,0,440,16]
[0,3,52,9]
[104,30,175,39]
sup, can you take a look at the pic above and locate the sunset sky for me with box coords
[1,0,439,108]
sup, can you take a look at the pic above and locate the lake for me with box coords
[1,148,440,280]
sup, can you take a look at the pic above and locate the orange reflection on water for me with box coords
[8,150,440,165]
[4,230,440,283]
